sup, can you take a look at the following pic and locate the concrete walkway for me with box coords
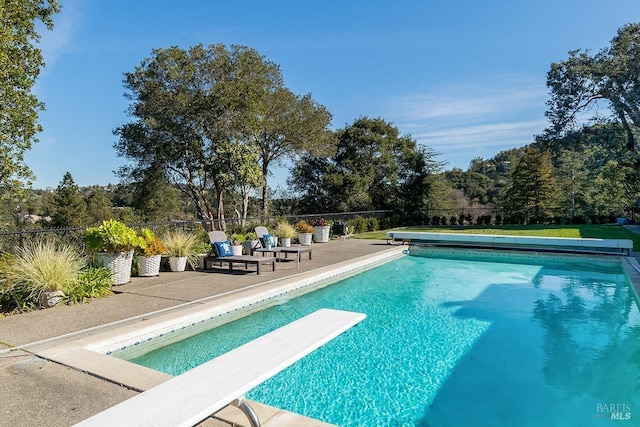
[0,238,392,427]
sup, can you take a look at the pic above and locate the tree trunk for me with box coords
[261,161,269,216]
[216,189,226,231]
[239,184,251,228]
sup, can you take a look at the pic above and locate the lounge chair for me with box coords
[252,226,312,269]
[204,231,276,275]
[254,225,275,250]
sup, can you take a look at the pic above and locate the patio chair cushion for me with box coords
[213,240,233,257]
[260,234,276,248]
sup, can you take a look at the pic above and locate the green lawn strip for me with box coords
[354,224,640,251]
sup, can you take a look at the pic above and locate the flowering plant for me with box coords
[308,217,328,227]
[135,228,167,256]
[295,220,315,234]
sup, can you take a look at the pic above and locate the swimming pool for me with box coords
[125,249,640,426]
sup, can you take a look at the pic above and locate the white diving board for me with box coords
[75,308,366,427]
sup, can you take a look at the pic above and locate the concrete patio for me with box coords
[0,238,393,427]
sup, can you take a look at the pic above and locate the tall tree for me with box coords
[129,166,182,222]
[503,148,558,223]
[85,188,114,225]
[545,23,640,179]
[246,88,333,215]
[51,172,88,227]
[555,148,590,218]
[114,44,275,229]
[589,160,640,216]
[0,0,60,201]
[289,117,441,214]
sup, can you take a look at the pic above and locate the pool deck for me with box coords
[3,234,640,427]
[0,238,394,427]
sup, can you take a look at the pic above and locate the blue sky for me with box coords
[28,0,640,190]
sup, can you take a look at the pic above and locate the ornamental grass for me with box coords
[5,238,88,308]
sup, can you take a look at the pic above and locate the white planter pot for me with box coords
[244,240,258,255]
[135,254,161,277]
[299,232,313,246]
[231,245,243,256]
[314,226,330,243]
[280,237,291,247]
[169,256,187,272]
[95,250,134,285]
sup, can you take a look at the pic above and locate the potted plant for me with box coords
[134,228,166,277]
[161,229,199,272]
[193,240,213,270]
[84,219,144,285]
[274,221,296,247]
[309,217,330,243]
[295,220,315,246]
[229,233,245,256]
[244,231,259,255]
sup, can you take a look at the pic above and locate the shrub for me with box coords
[380,217,391,230]
[367,217,380,232]
[348,216,369,234]
[65,265,114,304]
[5,238,87,308]
[0,252,33,312]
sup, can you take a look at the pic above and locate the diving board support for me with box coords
[232,397,260,427]
[74,308,366,427]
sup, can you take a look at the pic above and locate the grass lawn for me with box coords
[355,224,640,251]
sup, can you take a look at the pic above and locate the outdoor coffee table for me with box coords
[253,246,312,269]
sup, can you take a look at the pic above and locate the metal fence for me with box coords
[0,206,628,255]
[0,210,395,255]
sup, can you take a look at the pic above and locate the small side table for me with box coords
[252,246,312,269]
[279,246,312,269]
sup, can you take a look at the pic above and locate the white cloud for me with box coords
[412,120,548,150]
[38,0,84,67]
[386,77,550,167]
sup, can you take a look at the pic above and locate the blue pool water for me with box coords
[129,252,640,426]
